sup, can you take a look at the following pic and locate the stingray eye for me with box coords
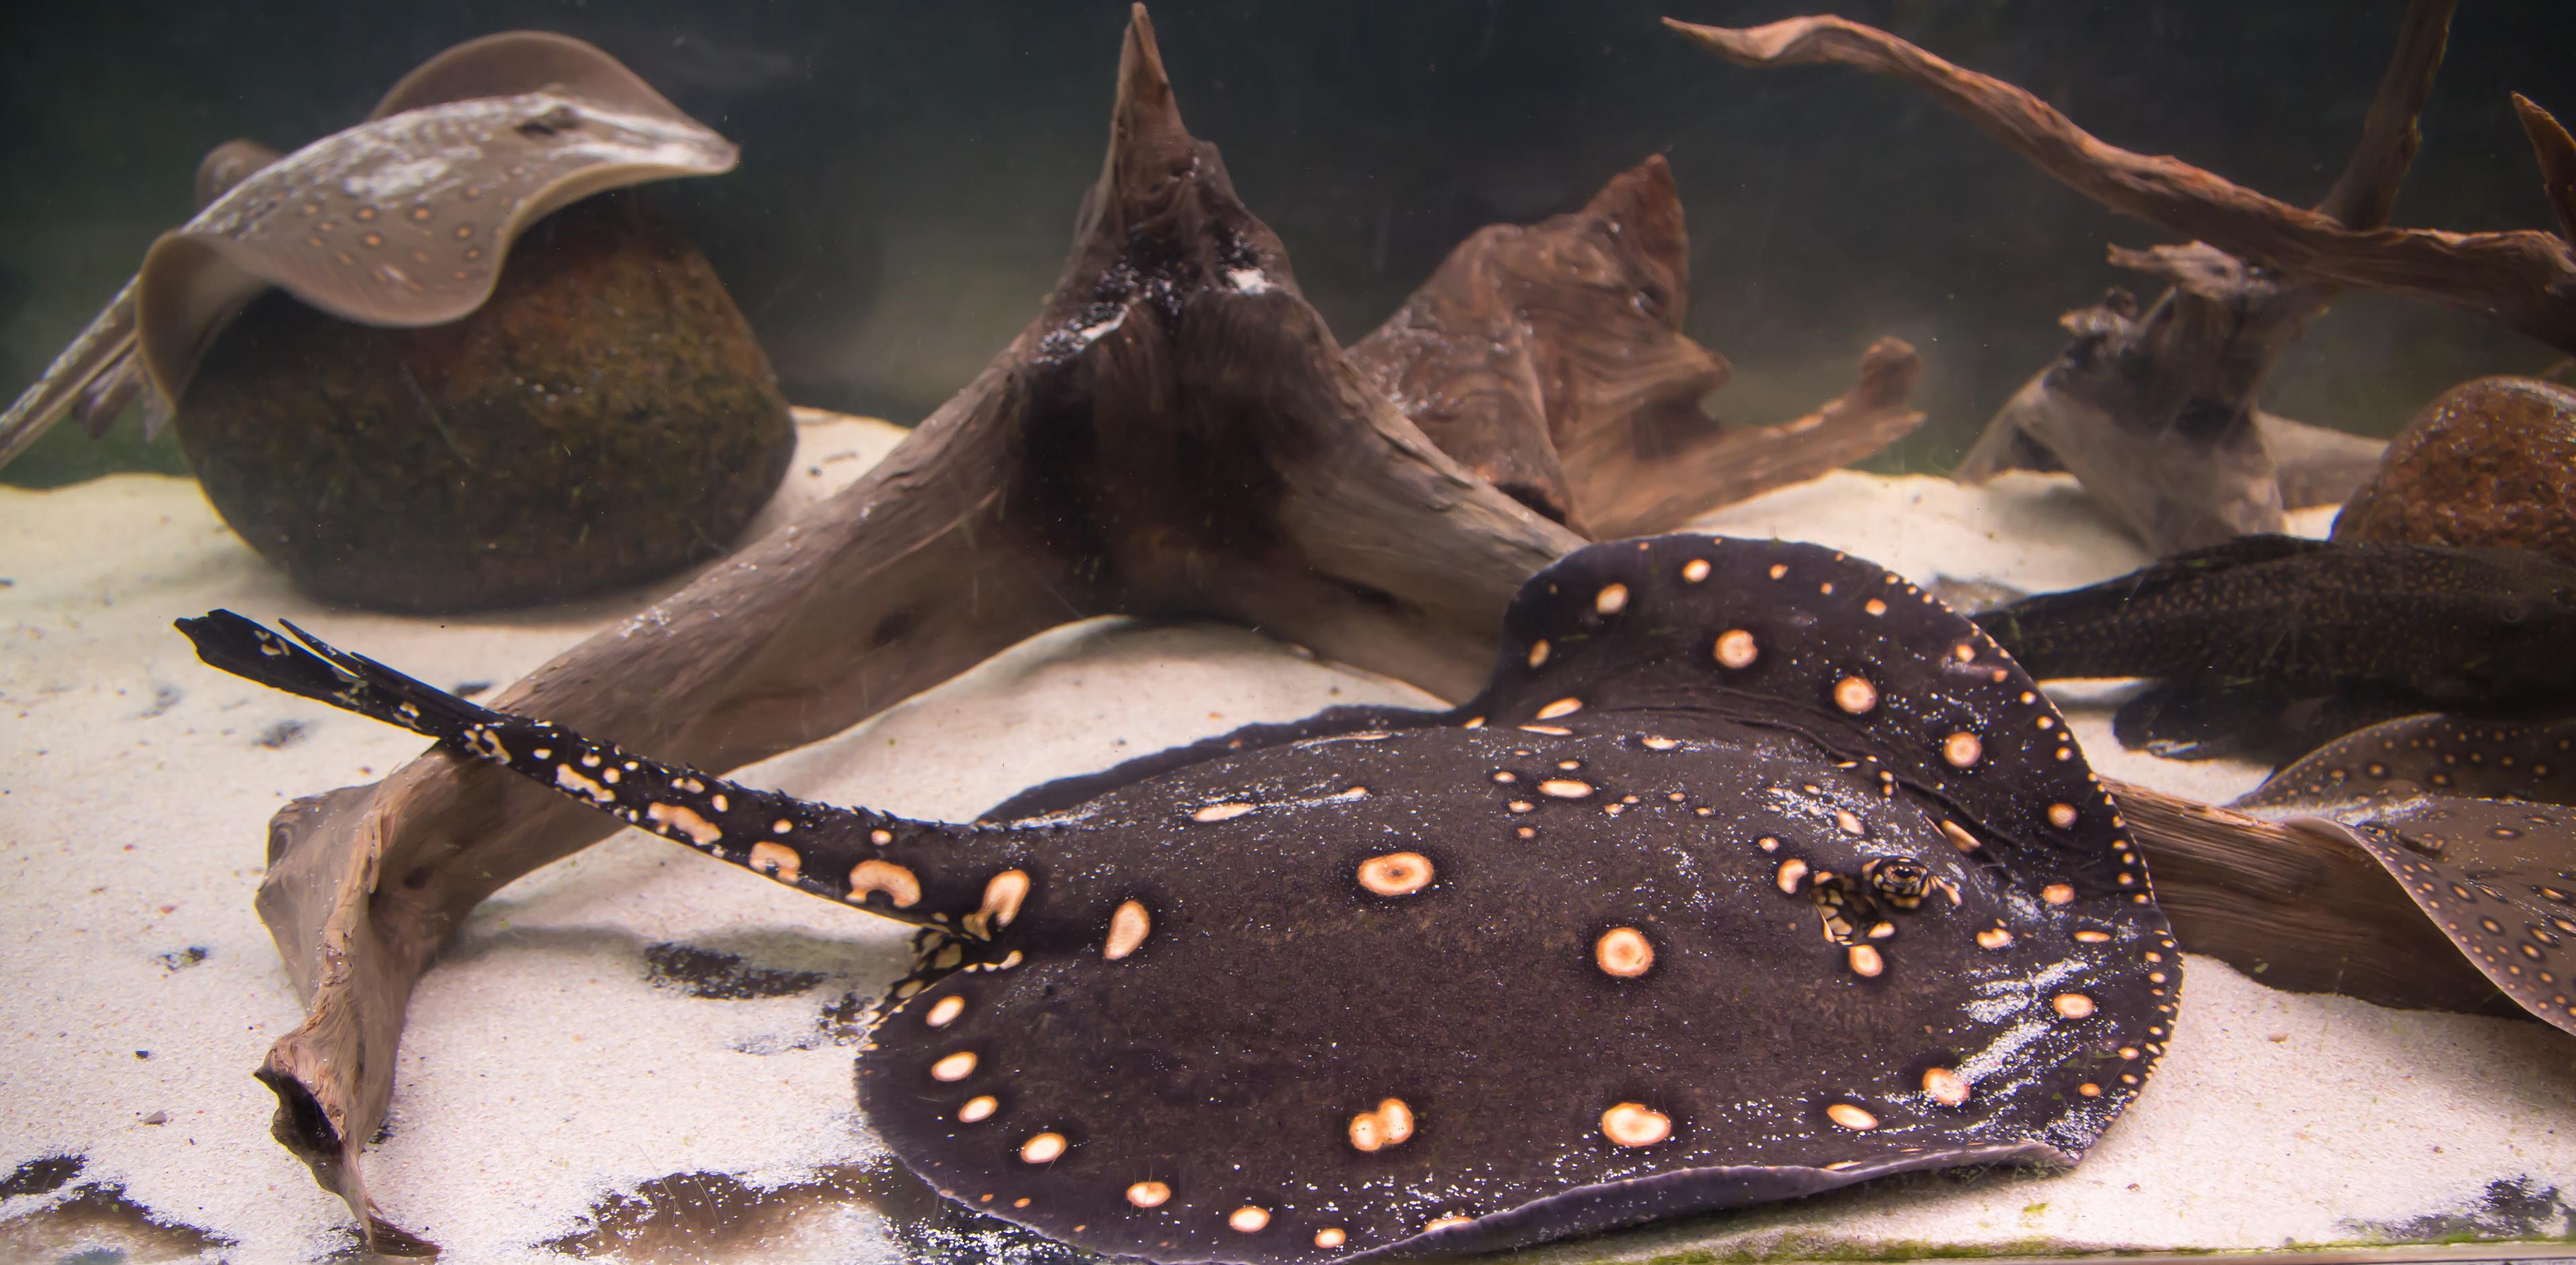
[1864,857,1931,902]
[518,103,584,138]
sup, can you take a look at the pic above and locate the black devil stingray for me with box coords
[180,536,2175,1264]
[2232,712,2576,1034]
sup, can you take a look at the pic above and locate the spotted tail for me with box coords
[176,611,1042,938]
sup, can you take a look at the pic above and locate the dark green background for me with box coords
[3,0,2569,486]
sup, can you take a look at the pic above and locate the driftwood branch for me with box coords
[1682,5,2457,550]
[1348,154,1923,540]
[1565,336,1921,538]
[1665,7,2576,356]
[254,8,1582,1245]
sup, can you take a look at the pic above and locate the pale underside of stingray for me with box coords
[0,31,737,470]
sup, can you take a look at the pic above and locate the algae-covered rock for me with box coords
[176,192,793,612]
[2332,376,2576,566]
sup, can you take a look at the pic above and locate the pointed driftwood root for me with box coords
[2101,778,2518,1018]
[1348,154,1923,540]
[1670,5,2538,554]
[250,7,1579,1245]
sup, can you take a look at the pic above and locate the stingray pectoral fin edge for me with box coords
[1362,1142,2070,1261]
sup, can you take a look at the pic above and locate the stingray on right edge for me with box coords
[0,31,737,470]
[2232,712,2576,1033]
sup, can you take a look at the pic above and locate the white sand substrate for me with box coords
[1,418,2567,1262]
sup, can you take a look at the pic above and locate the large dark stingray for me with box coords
[1976,535,2576,762]
[0,31,737,469]
[178,536,2174,1264]
[2233,713,2576,1033]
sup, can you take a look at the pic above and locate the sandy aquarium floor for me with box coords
[1,415,2570,1263]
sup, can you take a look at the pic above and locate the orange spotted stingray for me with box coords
[178,535,2175,1264]
[2234,713,2576,1034]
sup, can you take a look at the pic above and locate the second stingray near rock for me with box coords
[182,534,2174,1264]
[2,32,795,613]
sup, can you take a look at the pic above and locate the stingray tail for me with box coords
[174,611,975,923]
[0,277,149,470]
[176,610,501,742]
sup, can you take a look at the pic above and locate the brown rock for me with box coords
[2332,376,2576,566]
[176,192,794,612]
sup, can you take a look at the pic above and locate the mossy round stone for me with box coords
[2332,376,2576,566]
[176,193,794,612]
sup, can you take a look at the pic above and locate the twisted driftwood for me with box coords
[1347,154,1923,538]
[251,9,1583,1244]
[1668,1,2574,554]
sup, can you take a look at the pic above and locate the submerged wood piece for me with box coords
[1855,0,2452,552]
[1348,154,1922,541]
[1570,336,1923,539]
[1348,156,1725,532]
[238,7,1576,1247]
[188,532,2174,1265]
[2259,412,2389,511]
[0,32,738,471]
[1665,6,2576,356]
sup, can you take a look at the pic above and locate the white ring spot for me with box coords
[747,842,802,881]
[1601,1102,1672,1147]
[849,860,922,909]
[1104,899,1152,960]
[2053,993,2098,1019]
[1595,927,1654,977]
[1943,731,1982,768]
[1777,858,1810,894]
[1347,1098,1415,1152]
[1358,852,1435,896]
[1833,675,1878,715]
[1826,1103,1879,1131]
[931,1051,977,1081]
[978,870,1032,933]
[1715,629,1759,669]
[1595,583,1629,615]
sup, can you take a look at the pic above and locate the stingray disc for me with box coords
[859,536,2175,1263]
[2237,714,2576,1033]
